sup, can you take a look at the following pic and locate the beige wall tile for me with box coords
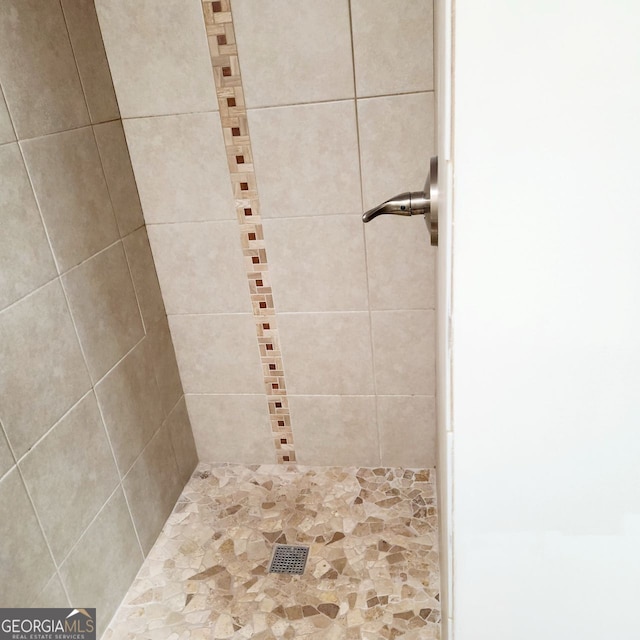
[289,395,379,466]
[0,281,90,459]
[278,312,375,395]
[19,393,119,563]
[21,127,119,272]
[371,310,435,395]
[185,394,273,463]
[60,488,143,637]
[233,0,353,108]
[165,397,198,484]
[169,314,264,394]
[0,143,56,310]
[378,395,436,467]
[62,242,144,382]
[358,92,436,211]
[147,317,184,418]
[123,423,182,554]
[95,340,164,476]
[29,574,70,608]
[60,0,120,124]
[365,216,435,310]
[0,91,15,144]
[351,0,434,97]
[0,425,14,478]
[262,215,368,312]
[94,120,144,237]
[124,113,234,223]
[248,102,361,218]
[148,222,250,314]
[95,0,217,118]
[0,0,89,138]
[0,467,57,607]
[123,227,166,330]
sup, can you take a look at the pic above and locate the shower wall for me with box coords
[97,0,436,467]
[0,0,197,633]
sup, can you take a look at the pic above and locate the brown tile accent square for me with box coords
[252,257,260,264]
[222,67,232,77]
[212,1,222,11]
[217,35,227,46]
[232,127,241,136]
[256,279,263,286]
[280,439,287,444]
[269,364,276,371]
[263,323,270,330]
[240,182,248,191]
[244,208,252,216]
[259,301,267,309]
[227,98,236,107]
[272,383,279,389]
[266,344,273,351]
[236,155,244,164]
[248,232,256,241]
[275,402,282,408]
[278,420,285,427]
[283,456,290,461]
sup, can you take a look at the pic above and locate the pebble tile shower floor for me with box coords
[105,463,440,639]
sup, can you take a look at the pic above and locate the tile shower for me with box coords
[0,0,438,637]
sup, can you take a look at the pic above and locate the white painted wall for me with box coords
[450,1,640,638]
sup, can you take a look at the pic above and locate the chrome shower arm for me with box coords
[361,192,429,222]
[361,156,438,246]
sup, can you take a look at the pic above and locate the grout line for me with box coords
[167,308,434,318]
[144,211,366,226]
[92,382,146,559]
[58,241,146,560]
[110,91,435,122]
[91,369,147,559]
[90,123,126,238]
[182,392,437,399]
[58,0,93,125]
[13,453,73,604]
[57,482,142,570]
[168,309,379,317]
[58,236,122,278]
[120,231,149,335]
[0,81,17,142]
[91,333,146,390]
[201,0,296,464]
[163,393,189,479]
[347,0,382,465]
[16,144,63,278]
[0,419,18,484]
[29,573,71,608]
[15,120,101,144]
[121,108,220,122]
[12,389,93,468]
[245,89,436,112]
[0,273,60,316]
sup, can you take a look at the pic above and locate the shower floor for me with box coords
[105,463,440,639]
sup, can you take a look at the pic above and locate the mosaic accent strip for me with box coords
[105,463,441,639]
[202,0,295,464]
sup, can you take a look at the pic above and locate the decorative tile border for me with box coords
[202,0,295,464]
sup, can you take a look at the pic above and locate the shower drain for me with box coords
[268,544,310,575]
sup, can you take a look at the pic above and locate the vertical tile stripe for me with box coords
[202,0,295,464]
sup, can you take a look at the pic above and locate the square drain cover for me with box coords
[268,544,309,575]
